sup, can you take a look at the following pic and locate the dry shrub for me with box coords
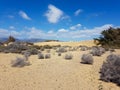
[45,54,51,59]
[26,48,39,55]
[64,53,73,60]
[38,53,44,59]
[100,54,120,86]
[90,46,105,56]
[11,57,30,67]
[81,54,93,64]
[58,52,61,56]
[80,46,88,51]
[56,47,67,53]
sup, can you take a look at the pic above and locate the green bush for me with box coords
[94,27,120,49]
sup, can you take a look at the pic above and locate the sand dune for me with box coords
[34,40,95,47]
[0,41,120,90]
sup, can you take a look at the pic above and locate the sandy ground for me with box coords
[34,40,96,47]
[0,41,120,90]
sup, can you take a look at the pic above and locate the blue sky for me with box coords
[0,0,120,41]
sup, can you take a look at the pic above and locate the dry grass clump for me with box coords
[56,47,67,53]
[11,57,30,67]
[26,48,39,55]
[58,52,61,56]
[38,53,51,59]
[23,51,31,59]
[81,54,93,64]
[45,54,51,59]
[100,54,120,86]
[69,47,78,51]
[0,45,5,52]
[5,42,28,53]
[64,53,73,60]
[80,46,88,51]
[90,46,105,56]
[109,48,115,53]
[38,53,44,59]
[3,50,10,53]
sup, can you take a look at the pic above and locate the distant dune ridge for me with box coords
[35,40,95,47]
[0,40,120,90]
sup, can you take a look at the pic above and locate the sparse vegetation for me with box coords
[26,48,39,55]
[11,57,30,67]
[8,36,16,42]
[38,53,44,59]
[100,54,120,86]
[90,46,105,56]
[81,54,93,64]
[24,51,31,60]
[80,46,88,51]
[58,52,61,56]
[45,54,51,59]
[3,42,28,53]
[56,47,67,53]
[94,27,120,49]
[64,53,73,60]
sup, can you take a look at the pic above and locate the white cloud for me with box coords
[48,30,54,34]
[9,26,15,29]
[58,28,68,32]
[45,4,63,23]
[0,24,114,41]
[74,9,82,16]
[19,11,31,20]
[0,29,10,38]
[70,24,82,30]
[0,28,21,38]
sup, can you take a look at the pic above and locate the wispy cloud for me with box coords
[58,28,68,32]
[70,24,82,30]
[44,4,64,23]
[48,30,54,34]
[9,26,15,29]
[0,24,114,41]
[74,9,82,16]
[19,11,31,20]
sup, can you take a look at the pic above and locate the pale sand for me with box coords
[0,42,120,90]
[34,40,95,47]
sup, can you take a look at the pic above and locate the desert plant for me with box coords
[11,57,30,67]
[23,51,31,60]
[56,47,67,53]
[27,48,38,55]
[5,42,28,53]
[40,47,45,51]
[3,50,9,53]
[80,46,88,51]
[58,52,61,56]
[64,53,73,60]
[94,27,120,49]
[8,36,16,42]
[0,45,5,52]
[45,54,51,59]
[90,46,105,56]
[30,45,41,49]
[43,45,52,49]
[81,54,93,64]
[100,54,120,86]
[109,48,115,53]
[38,53,44,59]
